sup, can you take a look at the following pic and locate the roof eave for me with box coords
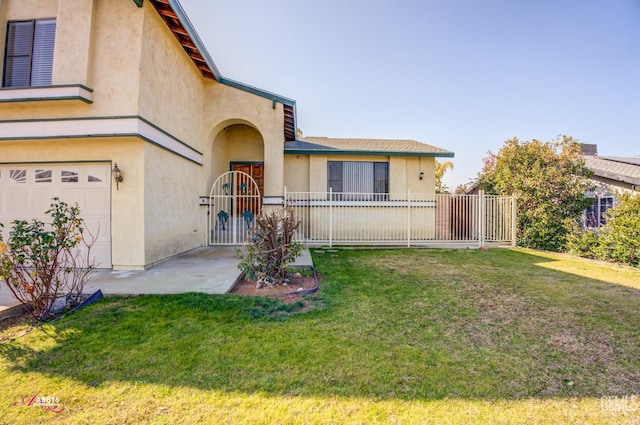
[284,149,455,158]
[591,169,640,186]
[167,0,222,79]
[219,77,296,107]
[166,0,295,107]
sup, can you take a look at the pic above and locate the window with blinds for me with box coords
[327,161,389,200]
[3,19,56,88]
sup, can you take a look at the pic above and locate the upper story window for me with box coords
[584,196,614,228]
[3,19,56,88]
[327,161,389,200]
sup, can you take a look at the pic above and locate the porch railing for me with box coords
[284,188,516,248]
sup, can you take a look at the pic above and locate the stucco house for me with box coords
[0,0,454,270]
[581,144,640,227]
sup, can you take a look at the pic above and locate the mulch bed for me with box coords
[230,274,318,304]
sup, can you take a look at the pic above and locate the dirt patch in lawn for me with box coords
[231,274,318,304]
[0,312,37,342]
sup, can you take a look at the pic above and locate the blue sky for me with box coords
[179,0,640,190]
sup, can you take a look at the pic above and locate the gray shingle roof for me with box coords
[584,155,640,186]
[285,137,454,157]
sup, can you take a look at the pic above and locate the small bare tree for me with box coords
[237,207,302,286]
[0,198,97,321]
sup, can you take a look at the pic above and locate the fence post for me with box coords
[511,195,517,247]
[478,190,485,248]
[329,187,333,248]
[407,190,411,247]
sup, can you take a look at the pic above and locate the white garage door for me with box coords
[0,163,111,268]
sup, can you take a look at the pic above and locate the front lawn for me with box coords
[1,248,639,424]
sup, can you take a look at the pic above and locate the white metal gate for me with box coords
[208,171,261,245]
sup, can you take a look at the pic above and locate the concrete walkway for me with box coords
[0,281,24,320]
[0,246,314,320]
[85,246,243,296]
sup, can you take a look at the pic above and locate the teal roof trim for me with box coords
[219,77,296,107]
[284,149,455,158]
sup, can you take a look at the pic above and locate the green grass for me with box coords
[1,248,640,424]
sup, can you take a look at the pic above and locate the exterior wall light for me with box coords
[419,171,424,180]
[112,162,123,190]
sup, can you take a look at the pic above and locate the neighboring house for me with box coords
[0,0,454,270]
[581,144,640,228]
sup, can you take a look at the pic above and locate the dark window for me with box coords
[327,161,343,193]
[327,161,389,200]
[3,19,56,88]
[584,196,614,227]
[373,162,388,193]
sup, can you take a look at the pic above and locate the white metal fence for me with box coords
[284,189,516,247]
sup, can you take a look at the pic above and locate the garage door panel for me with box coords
[83,190,111,213]
[32,191,57,213]
[6,191,31,213]
[88,243,111,269]
[0,164,112,268]
[82,218,110,242]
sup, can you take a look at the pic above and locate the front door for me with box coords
[232,163,264,215]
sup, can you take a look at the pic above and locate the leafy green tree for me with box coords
[477,136,593,251]
[435,160,454,194]
[454,184,469,194]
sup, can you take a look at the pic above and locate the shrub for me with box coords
[594,193,640,267]
[566,222,600,260]
[237,207,302,286]
[566,193,640,267]
[0,198,97,321]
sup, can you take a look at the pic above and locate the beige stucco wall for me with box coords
[309,155,327,192]
[0,0,144,120]
[209,124,264,188]
[144,143,201,266]
[202,82,285,197]
[284,154,310,192]
[53,0,95,86]
[138,1,204,150]
[389,157,406,194]
[407,157,436,194]
[0,137,146,269]
[3,0,57,21]
[77,0,143,117]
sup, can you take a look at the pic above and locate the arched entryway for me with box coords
[209,123,264,191]
[208,171,261,245]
